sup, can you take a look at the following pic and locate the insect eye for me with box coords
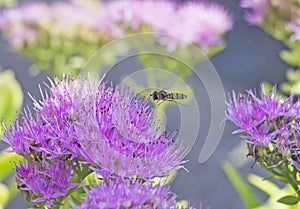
[153,91,158,100]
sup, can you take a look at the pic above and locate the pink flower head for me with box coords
[167,2,233,50]
[106,0,176,30]
[3,77,82,159]
[4,76,185,179]
[240,0,269,24]
[227,84,300,170]
[105,0,232,51]
[16,159,77,207]
[76,82,185,178]
[74,179,176,209]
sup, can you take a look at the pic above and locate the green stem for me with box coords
[281,165,300,198]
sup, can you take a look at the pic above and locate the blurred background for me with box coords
[0,0,290,208]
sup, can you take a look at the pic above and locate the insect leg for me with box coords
[166,99,187,106]
[157,100,166,106]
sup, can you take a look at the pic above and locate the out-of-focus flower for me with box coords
[167,2,232,51]
[227,84,300,171]
[0,0,232,52]
[106,0,232,51]
[240,0,300,44]
[0,1,122,48]
[15,159,77,207]
[288,9,300,42]
[74,179,176,209]
[240,0,294,25]
[240,0,269,24]
[0,0,233,78]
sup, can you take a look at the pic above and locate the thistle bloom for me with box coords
[3,76,186,206]
[3,77,82,160]
[75,179,176,209]
[15,159,76,207]
[76,83,185,178]
[75,178,210,209]
[227,84,300,170]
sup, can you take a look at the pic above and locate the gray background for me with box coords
[0,0,289,208]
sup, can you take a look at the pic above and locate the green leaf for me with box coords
[280,50,300,66]
[285,69,300,83]
[222,161,261,209]
[262,175,276,181]
[277,195,300,205]
[248,173,300,209]
[206,42,226,58]
[0,70,23,136]
[0,183,9,205]
[248,173,280,195]
[0,150,22,181]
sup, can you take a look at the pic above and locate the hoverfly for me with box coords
[150,89,187,106]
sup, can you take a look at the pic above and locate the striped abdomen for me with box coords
[167,93,187,100]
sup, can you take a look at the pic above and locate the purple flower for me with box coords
[248,85,293,120]
[3,77,81,159]
[227,84,300,170]
[226,89,266,133]
[106,0,176,30]
[242,125,277,146]
[50,1,122,38]
[4,75,185,176]
[3,76,187,206]
[106,0,232,51]
[16,159,77,206]
[0,0,232,52]
[76,83,185,178]
[0,1,121,49]
[74,178,176,209]
[167,2,232,51]
[240,0,269,24]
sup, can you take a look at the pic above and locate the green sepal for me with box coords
[277,195,300,205]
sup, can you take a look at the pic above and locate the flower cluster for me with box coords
[240,0,270,24]
[15,160,77,207]
[106,0,232,51]
[0,0,232,51]
[227,84,300,171]
[2,76,189,208]
[240,0,300,96]
[240,0,300,43]
[75,179,176,209]
[240,0,294,25]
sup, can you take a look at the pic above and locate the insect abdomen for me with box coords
[167,93,187,99]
